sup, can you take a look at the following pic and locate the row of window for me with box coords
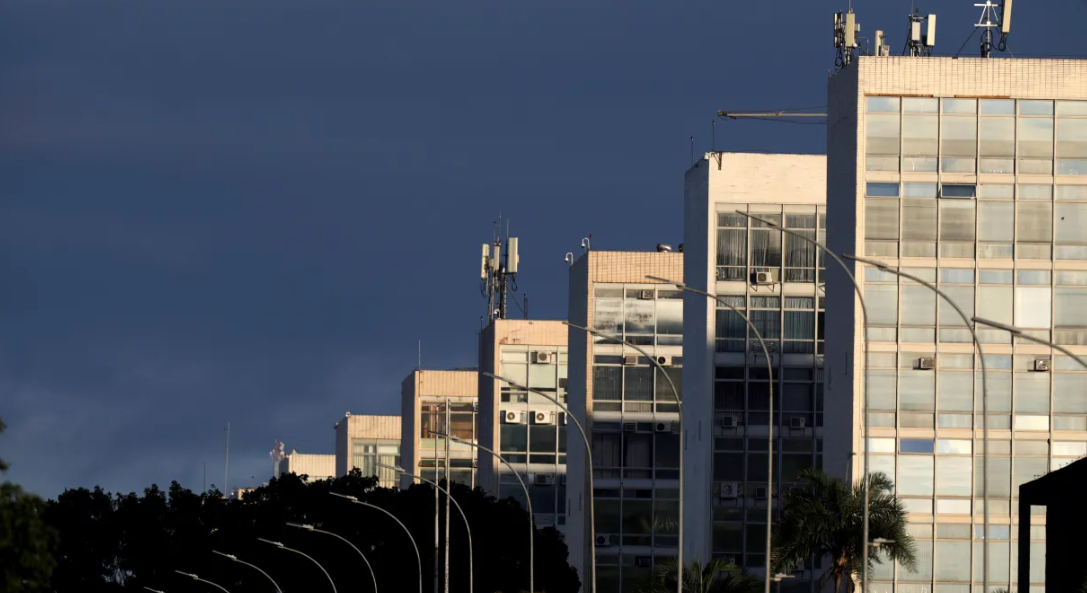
[717,212,827,282]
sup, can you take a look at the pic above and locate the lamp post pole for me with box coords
[211,551,282,593]
[482,371,596,593]
[438,433,534,593]
[174,571,232,593]
[258,538,338,593]
[381,464,474,593]
[563,320,684,592]
[286,522,378,593]
[329,493,423,593]
[846,254,991,592]
[736,211,874,589]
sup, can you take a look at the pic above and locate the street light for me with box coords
[379,464,474,593]
[734,211,877,593]
[329,492,423,593]
[972,316,1087,370]
[871,538,895,549]
[174,571,232,593]
[144,588,166,593]
[845,253,992,593]
[287,522,378,593]
[563,320,685,593]
[646,275,776,593]
[211,550,282,593]
[482,371,596,593]
[259,538,337,593]
[436,432,534,593]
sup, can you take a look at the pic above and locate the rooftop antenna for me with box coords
[976,0,1012,58]
[270,440,286,479]
[833,8,861,71]
[479,217,520,323]
[904,10,936,56]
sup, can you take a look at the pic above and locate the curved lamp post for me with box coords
[973,317,1087,370]
[211,551,282,593]
[437,432,533,593]
[647,276,776,593]
[482,371,596,593]
[287,522,378,593]
[259,538,337,593]
[845,254,991,592]
[734,211,877,589]
[329,493,423,593]
[380,464,473,593]
[563,320,684,592]
[144,588,167,593]
[174,571,231,593]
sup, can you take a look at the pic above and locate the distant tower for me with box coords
[270,441,286,479]
[479,217,522,322]
[833,9,860,70]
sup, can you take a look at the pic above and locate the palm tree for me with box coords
[771,468,916,593]
[635,557,761,593]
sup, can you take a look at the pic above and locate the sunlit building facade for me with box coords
[566,250,684,593]
[682,152,827,591]
[825,56,1087,593]
[334,413,402,488]
[400,369,479,488]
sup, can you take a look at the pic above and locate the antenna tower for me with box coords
[270,440,285,479]
[479,216,521,322]
[976,0,1012,58]
[904,10,937,56]
[833,9,861,71]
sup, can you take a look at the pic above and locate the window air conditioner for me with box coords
[656,355,672,366]
[655,421,679,433]
[594,535,613,547]
[719,415,738,429]
[533,411,555,425]
[638,290,654,300]
[917,356,936,370]
[754,271,775,285]
[534,474,556,486]
[533,351,553,364]
[503,411,524,424]
[789,417,807,430]
[623,355,639,365]
[755,486,769,499]
[1034,359,1051,372]
[719,481,740,499]
[623,422,637,432]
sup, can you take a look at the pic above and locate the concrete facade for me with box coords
[825,56,1087,593]
[278,451,336,482]
[566,250,684,593]
[478,319,570,532]
[400,369,479,488]
[334,413,401,488]
[682,152,827,584]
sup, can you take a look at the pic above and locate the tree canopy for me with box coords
[44,470,579,593]
[1,415,59,592]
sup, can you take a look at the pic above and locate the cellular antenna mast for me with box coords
[479,218,521,322]
[904,10,937,56]
[976,0,1012,58]
[833,9,861,70]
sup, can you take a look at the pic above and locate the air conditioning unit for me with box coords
[503,411,524,424]
[533,411,555,425]
[623,422,637,432]
[534,474,556,486]
[719,481,740,499]
[719,415,738,429]
[917,356,936,370]
[789,417,807,430]
[623,355,639,365]
[754,271,775,286]
[635,556,652,568]
[638,290,654,300]
[594,534,614,547]
[655,421,679,433]
[1034,359,1051,372]
[533,351,553,364]
[755,486,769,499]
[656,355,672,366]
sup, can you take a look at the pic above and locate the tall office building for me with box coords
[825,56,1087,593]
[566,250,684,592]
[401,369,480,488]
[478,318,570,532]
[334,413,402,488]
[682,152,827,587]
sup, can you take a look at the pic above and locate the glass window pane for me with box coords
[1015,374,1051,413]
[904,182,938,197]
[935,540,971,581]
[940,285,974,327]
[1058,118,1087,159]
[981,99,1016,115]
[1056,203,1087,245]
[1056,288,1087,327]
[1058,101,1087,116]
[1017,203,1053,242]
[866,285,899,325]
[1017,270,1051,285]
[1014,286,1053,329]
[1021,100,1054,116]
[900,542,935,582]
[903,200,938,240]
[980,184,1015,199]
[902,284,937,325]
[865,199,899,240]
[1057,185,1087,201]
[901,371,935,411]
[980,116,1016,156]
[1020,184,1053,200]
[904,115,939,156]
[867,183,899,197]
[943,99,977,114]
[940,200,976,241]
[905,97,938,113]
[717,229,747,268]
[867,114,901,156]
[868,97,900,112]
[1020,117,1055,158]
[978,286,1013,325]
[938,372,973,411]
[898,456,934,496]
[901,438,935,453]
[943,116,978,157]
[977,201,1014,243]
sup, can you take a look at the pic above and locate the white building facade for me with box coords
[825,56,1087,593]
[334,413,401,488]
[682,152,827,590]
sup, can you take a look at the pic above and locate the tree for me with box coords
[635,557,761,593]
[46,469,580,593]
[771,468,915,593]
[0,415,59,592]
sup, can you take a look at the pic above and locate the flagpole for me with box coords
[224,422,231,498]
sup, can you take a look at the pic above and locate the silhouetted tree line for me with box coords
[38,469,579,593]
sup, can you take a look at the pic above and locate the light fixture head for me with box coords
[258,538,285,548]
[329,492,359,502]
[286,522,314,531]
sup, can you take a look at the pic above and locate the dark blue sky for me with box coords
[1,0,1081,498]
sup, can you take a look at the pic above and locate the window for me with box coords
[904,114,939,172]
[865,199,899,240]
[1014,286,1052,328]
[901,439,935,453]
[942,115,977,172]
[867,112,901,171]
[1019,117,1054,174]
[1058,117,1087,174]
[901,284,936,326]
[898,456,934,496]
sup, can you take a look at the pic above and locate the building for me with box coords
[334,413,402,488]
[825,56,1087,593]
[1018,456,1087,592]
[478,319,570,532]
[565,249,685,593]
[278,450,336,482]
[682,152,827,586]
[401,369,480,488]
